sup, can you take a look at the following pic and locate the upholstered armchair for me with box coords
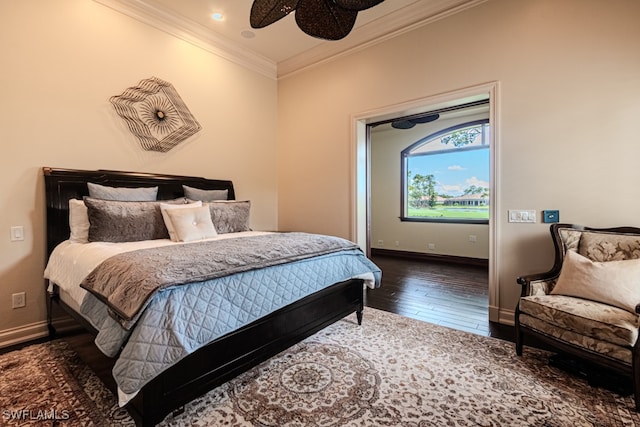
[515,223,640,410]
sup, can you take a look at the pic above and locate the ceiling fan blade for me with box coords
[296,0,357,40]
[391,120,416,129]
[333,0,385,11]
[250,0,299,28]
[410,114,440,124]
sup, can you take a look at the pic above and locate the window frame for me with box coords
[400,119,490,224]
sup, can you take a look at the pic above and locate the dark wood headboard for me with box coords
[43,167,236,255]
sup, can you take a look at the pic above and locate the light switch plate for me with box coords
[508,210,536,223]
[543,210,560,223]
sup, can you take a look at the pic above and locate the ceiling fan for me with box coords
[250,0,386,41]
[391,114,440,129]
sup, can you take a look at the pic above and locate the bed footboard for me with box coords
[128,278,364,427]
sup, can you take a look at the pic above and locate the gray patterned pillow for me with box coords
[85,197,182,242]
[182,185,228,202]
[88,182,158,201]
[207,201,251,234]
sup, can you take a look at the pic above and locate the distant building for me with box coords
[442,193,488,206]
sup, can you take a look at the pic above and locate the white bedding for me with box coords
[44,231,274,307]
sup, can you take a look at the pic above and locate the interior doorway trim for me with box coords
[350,81,501,322]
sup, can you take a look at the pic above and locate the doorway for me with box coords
[351,82,499,321]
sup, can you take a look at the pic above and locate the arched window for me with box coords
[401,119,490,223]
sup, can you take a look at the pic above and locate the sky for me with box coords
[408,148,490,197]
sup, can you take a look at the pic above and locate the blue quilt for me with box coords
[79,248,381,404]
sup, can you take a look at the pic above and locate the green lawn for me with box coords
[408,205,489,219]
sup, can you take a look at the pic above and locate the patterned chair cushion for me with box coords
[519,313,632,364]
[519,295,639,348]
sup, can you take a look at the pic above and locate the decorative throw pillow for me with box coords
[88,182,158,201]
[551,250,640,313]
[160,200,203,242]
[85,197,180,242]
[164,205,218,242]
[207,200,251,234]
[68,199,90,243]
[182,185,228,202]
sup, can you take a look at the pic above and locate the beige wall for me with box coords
[0,0,278,345]
[277,0,640,322]
[2,0,640,345]
[370,112,490,259]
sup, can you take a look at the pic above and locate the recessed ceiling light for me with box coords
[241,30,256,39]
[211,12,224,21]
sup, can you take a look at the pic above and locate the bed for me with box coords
[42,167,381,427]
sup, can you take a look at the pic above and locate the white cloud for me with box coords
[448,165,466,171]
[466,176,490,187]
[439,183,463,193]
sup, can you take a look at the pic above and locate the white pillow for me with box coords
[551,250,640,313]
[164,205,217,242]
[68,199,89,243]
[160,201,202,242]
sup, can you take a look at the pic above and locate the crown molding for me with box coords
[93,0,485,81]
[93,0,278,79]
[277,0,487,79]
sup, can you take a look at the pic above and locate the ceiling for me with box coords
[94,0,485,78]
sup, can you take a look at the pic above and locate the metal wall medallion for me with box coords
[110,77,201,152]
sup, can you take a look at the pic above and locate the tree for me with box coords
[408,172,436,208]
[441,126,481,147]
[463,185,489,197]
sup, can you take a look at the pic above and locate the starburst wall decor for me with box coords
[110,77,201,152]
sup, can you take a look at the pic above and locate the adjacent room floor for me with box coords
[366,254,514,341]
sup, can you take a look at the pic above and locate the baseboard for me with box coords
[0,317,79,349]
[0,321,49,349]
[371,248,488,267]
[497,307,515,326]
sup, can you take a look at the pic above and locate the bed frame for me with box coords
[43,167,365,427]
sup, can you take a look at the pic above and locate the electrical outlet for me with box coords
[377,240,384,246]
[12,292,26,309]
[394,241,400,247]
[468,235,477,242]
[427,243,435,250]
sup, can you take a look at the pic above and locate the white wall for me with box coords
[0,0,278,345]
[371,112,490,259]
[277,0,640,322]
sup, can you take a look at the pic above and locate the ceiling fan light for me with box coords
[250,0,299,28]
[333,0,385,11]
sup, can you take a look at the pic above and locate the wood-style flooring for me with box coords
[367,254,515,341]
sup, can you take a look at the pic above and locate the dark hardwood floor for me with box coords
[366,254,515,341]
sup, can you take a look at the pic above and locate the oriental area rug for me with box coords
[1,308,638,426]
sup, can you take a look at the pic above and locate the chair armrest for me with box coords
[517,271,560,297]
